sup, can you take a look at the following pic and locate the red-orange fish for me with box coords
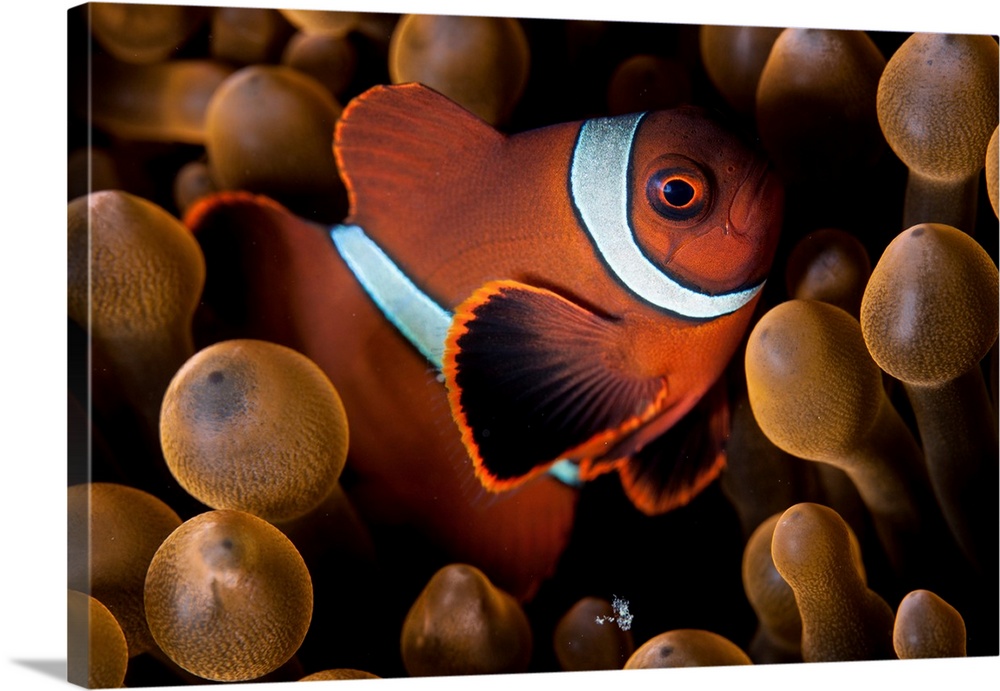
[187,83,783,599]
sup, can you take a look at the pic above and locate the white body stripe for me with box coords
[331,224,451,367]
[569,115,763,319]
[330,223,583,488]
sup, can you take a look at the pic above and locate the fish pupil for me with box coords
[662,179,695,207]
[645,165,708,221]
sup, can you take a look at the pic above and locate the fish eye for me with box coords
[662,178,695,207]
[646,167,709,222]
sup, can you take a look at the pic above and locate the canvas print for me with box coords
[66,2,999,688]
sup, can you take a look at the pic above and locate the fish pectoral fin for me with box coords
[614,376,730,516]
[443,280,669,492]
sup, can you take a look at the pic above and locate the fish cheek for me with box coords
[669,226,765,292]
[632,183,764,295]
[628,155,719,285]
[630,115,776,294]
[631,196,708,274]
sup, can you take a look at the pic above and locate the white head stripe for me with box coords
[331,224,451,368]
[569,115,763,319]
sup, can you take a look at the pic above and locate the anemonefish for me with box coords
[186,83,783,599]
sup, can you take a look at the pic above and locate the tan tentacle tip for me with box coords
[624,629,752,668]
[893,589,967,659]
[205,64,345,220]
[68,589,129,689]
[785,228,872,317]
[160,339,349,523]
[771,503,895,662]
[860,223,999,386]
[388,14,530,126]
[987,126,999,218]
[89,57,235,145]
[742,514,802,653]
[144,510,314,682]
[67,482,182,657]
[68,190,206,432]
[281,31,359,100]
[755,29,887,181]
[89,3,209,64]
[299,669,380,680]
[173,161,219,217]
[771,503,856,581]
[401,563,532,677]
[745,300,883,461]
[67,190,206,345]
[877,33,999,181]
[743,511,868,662]
[209,7,295,67]
[698,25,784,116]
[770,503,868,584]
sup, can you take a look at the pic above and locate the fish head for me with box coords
[628,107,784,298]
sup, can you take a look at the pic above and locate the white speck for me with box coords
[595,595,633,631]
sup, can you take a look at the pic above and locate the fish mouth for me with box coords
[657,156,781,297]
[704,156,784,289]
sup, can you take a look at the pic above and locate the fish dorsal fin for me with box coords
[443,280,671,492]
[334,83,502,222]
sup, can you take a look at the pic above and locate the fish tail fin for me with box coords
[184,191,340,347]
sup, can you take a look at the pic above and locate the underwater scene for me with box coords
[66,2,999,688]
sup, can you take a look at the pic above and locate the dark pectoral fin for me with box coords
[617,377,730,515]
[443,280,668,491]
